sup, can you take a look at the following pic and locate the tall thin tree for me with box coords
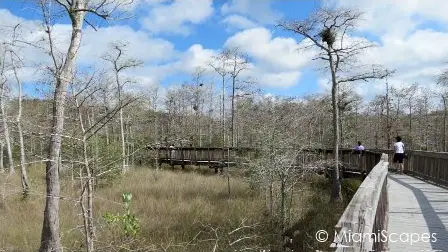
[38,1,134,250]
[279,7,392,200]
[102,41,142,174]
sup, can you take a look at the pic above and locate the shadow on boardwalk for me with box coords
[389,174,448,251]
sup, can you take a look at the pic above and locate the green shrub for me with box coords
[341,178,362,202]
[283,176,362,252]
[103,192,140,237]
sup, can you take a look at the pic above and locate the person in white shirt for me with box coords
[393,136,405,174]
[353,141,365,155]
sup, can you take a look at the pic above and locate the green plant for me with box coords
[103,192,140,237]
[341,178,362,201]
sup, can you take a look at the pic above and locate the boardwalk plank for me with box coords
[388,173,448,252]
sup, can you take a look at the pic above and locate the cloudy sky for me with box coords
[1,0,447,99]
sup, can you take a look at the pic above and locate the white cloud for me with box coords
[0,8,175,96]
[309,0,448,100]
[79,26,176,65]
[254,70,302,88]
[362,30,448,69]
[4,0,448,102]
[149,28,312,88]
[221,14,258,31]
[225,28,313,71]
[140,0,214,35]
[142,0,170,5]
[331,0,448,38]
[173,44,217,73]
[317,78,331,91]
[221,0,280,24]
[223,27,315,87]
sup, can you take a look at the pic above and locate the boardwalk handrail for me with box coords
[149,146,382,171]
[367,149,448,187]
[405,150,448,186]
[331,153,389,252]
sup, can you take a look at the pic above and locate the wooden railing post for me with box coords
[169,147,174,169]
[331,153,389,252]
[180,146,185,170]
[156,146,160,168]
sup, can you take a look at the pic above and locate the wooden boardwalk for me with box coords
[151,147,448,251]
[388,173,448,252]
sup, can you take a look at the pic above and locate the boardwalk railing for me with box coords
[331,153,389,252]
[405,151,448,186]
[152,147,258,169]
[149,146,383,172]
[368,149,448,187]
[311,149,383,173]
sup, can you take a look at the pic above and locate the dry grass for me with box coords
[0,164,354,252]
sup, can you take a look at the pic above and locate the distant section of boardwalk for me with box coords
[388,173,448,252]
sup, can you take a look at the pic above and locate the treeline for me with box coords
[2,82,445,172]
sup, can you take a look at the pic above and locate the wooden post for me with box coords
[181,146,185,170]
[195,147,199,167]
[169,147,174,170]
[227,147,230,196]
[156,147,160,169]
[208,147,211,168]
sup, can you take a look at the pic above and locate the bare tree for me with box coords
[191,67,206,146]
[406,84,418,149]
[0,140,3,173]
[0,47,14,175]
[71,75,98,252]
[337,85,361,147]
[68,69,138,251]
[438,70,448,151]
[0,23,30,193]
[10,50,30,197]
[206,81,217,146]
[245,97,323,234]
[414,88,432,150]
[227,47,250,147]
[38,1,134,251]
[279,7,392,201]
[384,77,392,149]
[208,50,231,147]
[102,41,142,174]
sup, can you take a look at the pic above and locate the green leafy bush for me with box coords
[103,192,140,237]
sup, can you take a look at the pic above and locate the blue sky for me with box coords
[1,0,448,101]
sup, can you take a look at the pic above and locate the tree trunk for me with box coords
[409,98,413,150]
[0,142,4,172]
[221,75,225,147]
[443,96,447,152]
[13,57,30,197]
[209,83,213,146]
[424,98,429,150]
[385,80,390,149]
[339,113,344,147]
[39,10,85,252]
[76,98,95,252]
[120,107,126,173]
[231,76,236,147]
[280,177,286,232]
[17,75,29,197]
[355,107,359,141]
[328,48,342,201]
[114,67,126,173]
[104,107,110,145]
[0,82,14,175]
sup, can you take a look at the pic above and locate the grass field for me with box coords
[0,164,359,252]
